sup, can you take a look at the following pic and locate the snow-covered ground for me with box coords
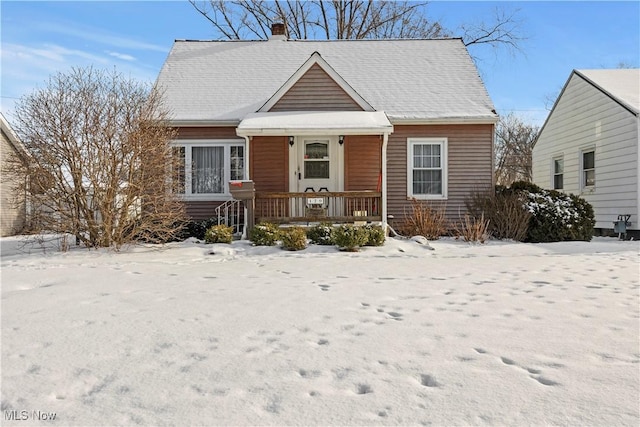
[1,235,639,426]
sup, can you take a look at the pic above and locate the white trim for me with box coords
[258,52,375,112]
[579,146,596,193]
[236,111,393,137]
[171,139,246,200]
[407,137,448,200]
[551,154,564,190]
[382,132,389,233]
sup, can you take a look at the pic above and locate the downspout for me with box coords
[382,132,389,235]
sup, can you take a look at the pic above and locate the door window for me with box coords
[304,141,330,179]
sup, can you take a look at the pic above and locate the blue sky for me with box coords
[1,1,639,126]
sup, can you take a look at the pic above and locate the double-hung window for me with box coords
[552,156,564,190]
[407,138,447,199]
[581,149,595,189]
[172,140,245,199]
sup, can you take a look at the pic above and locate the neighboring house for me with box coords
[1,113,29,236]
[532,69,640,236]
[156,26,497,231]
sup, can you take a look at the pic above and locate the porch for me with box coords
[254,191,382,224]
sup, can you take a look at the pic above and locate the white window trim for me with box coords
[552,155,564,190]
[407,137,448,200]
[171,139,245,201]
[580,147,596,191]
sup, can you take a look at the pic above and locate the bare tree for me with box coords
[4,67,187,249]
[189,0,523,48]
[495,113,539,186]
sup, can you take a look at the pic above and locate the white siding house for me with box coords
[532,69,640,235]
[1,113,29,236]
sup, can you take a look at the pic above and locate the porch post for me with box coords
[242,136,251,239]
[382,132,389,234]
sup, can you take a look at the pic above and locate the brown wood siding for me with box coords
[270,64,363,112]
[344,135,381,191]
[387,124,494,227]
[185,201,225,220]
[176,127,239,140]
[250,136,289,192]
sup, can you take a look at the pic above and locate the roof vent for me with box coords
[270,22,286,40]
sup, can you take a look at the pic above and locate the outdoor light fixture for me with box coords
[339,135,344,145]
[289,136,294,146]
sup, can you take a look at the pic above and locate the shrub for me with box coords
[204,224,233,244]
[362,224,386,246]
[333,225,368,251]
[183,217,218,241]
[468,182,595,243]
[521,184,595,242]
[454,214,490,243]
[250,222,280,246]
[399,199,447,239]
[466,189,531,241]
[307,222,335,245]
[281,227,308,251]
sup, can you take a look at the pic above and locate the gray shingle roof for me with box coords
[576,69,640,114]
[156,38,497,124]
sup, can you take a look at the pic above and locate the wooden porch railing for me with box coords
[255,191,382,223]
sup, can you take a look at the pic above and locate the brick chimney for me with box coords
[270,23,286,40]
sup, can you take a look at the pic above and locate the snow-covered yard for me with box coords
[1,236,639,426]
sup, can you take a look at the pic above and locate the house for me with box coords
[1,113,29,236]
[532,69,640,237]
[156,25,497,232]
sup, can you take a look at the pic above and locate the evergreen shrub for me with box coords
[362,224,385,246]
[250,222,281,246]
[333,225,368,251]
[307,222,335,245]
[204,224,234,244]
[280,227,308,251]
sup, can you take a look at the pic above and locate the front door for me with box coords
[292,136,343,193]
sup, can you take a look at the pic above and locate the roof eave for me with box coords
[168,120,241,127]
[237,126,393,137]
[390,116,498,125]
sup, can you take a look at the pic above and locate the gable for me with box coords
[269,63,364,112]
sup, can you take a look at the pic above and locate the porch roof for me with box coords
[236,111,393,136]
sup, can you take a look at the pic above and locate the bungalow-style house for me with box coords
[156,25,497,232]
[532,69,640,237]
[1,113,29,237]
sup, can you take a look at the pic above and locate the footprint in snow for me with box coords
[420,374,440,387]
[387,312,403,321]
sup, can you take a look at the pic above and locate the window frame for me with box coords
[171,139,245,201]
[552,155,564,190]
[580,148,596,190]
[407,137,448,200]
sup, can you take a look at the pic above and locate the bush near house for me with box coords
[250,222,281,246]
[362,225,386,246]
[204,224,234,244]
[333,224,369,252]
[399,199,447,239]
[467,182,595,243]
[281,227,308,251]
[466,188,531,241]
[307,222,335,245]
[183,218,219,240]
[511,181,595,242]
